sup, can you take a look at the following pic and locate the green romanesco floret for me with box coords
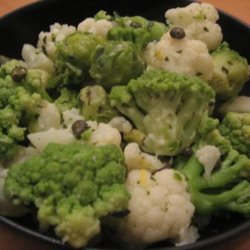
[89,41,145,89]
[209,42,249,99]
[54,88,80,113]
[4,142,130,248]
[79,85,118,122]
[0,60,44,160]
[109,68,215,156]
[107,14,168,51]
[51,32,105,89]
[179,149,250,217]
[219,112,250,156]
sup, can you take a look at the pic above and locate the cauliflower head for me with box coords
[124,143,163,172]
[143,31,213,82]
[77,17,113,38]
[118,169,196,248]
[165,2,223,50]
[4,142,130,248]
[37,22,76,59]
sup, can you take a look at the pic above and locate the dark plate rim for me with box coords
[0,0,250,249]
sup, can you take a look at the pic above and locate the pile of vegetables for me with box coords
[0,2,249,249]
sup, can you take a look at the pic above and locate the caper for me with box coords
[170,27,185,39]
[181,147,193,156]
[72,120,89,139]
[11,66,27,82]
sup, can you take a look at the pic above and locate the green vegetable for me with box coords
[0,60,44,160]
[79,85,118,122]
[109,68,215,155]
[108,15,168,51]
[209,42,249,99]
[89,41,145,88]
[219,112,250,156]
[4,142,130,248]
[51,32,105,88]
[94,10,112,21]
[54,88,79,112]
[179,150,250,216]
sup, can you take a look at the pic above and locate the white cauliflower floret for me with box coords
[118,169,197,248]
[62,108,85,128]
[37,23,76,59]
[22,44,55,75]
[77,18,113,38]
[28,128,76,151]
[32,100,61,132]
[144,32,213,81]
[89,123,121,146]
[165,3,223,50]
[219,96,250,115]
[109,116,132,134]
[124,143,163,172]
[195,145,221,178]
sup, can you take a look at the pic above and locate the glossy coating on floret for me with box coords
[4,142,130,248]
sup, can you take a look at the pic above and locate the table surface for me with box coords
[0,0,249,250]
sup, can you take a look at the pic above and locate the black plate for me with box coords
[0,0,250,249]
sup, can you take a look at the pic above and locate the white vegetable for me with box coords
[77,18,113,38]
[28,128,76,151]
[109,116,132,134]
[219,96,250,115]
[34,100,61,132]
[124,143,163,172]
[89,123,121,146]
[165,3,223,50]
[37,23,76,59]
[62,108,85,128]
[118,169,197,248]
[144,32,213,81]
[195,145,221,178]
[22,44,55,75]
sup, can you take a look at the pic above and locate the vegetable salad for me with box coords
[0,2,249,249]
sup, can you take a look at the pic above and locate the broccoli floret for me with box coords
[219,112,250,156]
[108,15,168,51]
[89,41,145,89]
[109,69,215,155]
[54,88,80,113]
[4,142,130,248]
[79,85,118,122]
[94,10,112,21]
[0,60,43,160]
[51,32,105,88]
[209,42,249,99]
[179,150,250,216]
